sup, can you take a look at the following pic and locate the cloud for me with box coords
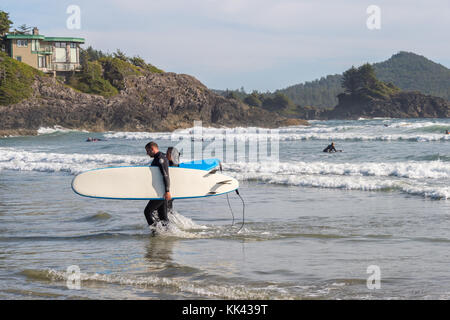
[5,0,449,90]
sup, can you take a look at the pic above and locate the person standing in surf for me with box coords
[144,141,171,226]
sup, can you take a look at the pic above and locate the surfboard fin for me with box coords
[208,168,219,174]
[217,180,232,184]
[208,191,217,195]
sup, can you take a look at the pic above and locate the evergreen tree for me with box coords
[341,66,359,94]
[0,11,12,36]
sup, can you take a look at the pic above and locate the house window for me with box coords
[15,56,22,62]
[55,42,66,48]
[31,40,40,51]
[17,40,28,47]
[70,43,77,48]
[38,56,46,68]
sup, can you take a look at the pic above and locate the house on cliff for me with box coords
[3,27,84,76]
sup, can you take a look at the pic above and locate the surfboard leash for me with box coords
[220,162,235,226]
[226,193,235,226]
[220,161,245,232]
[235,189,245,233]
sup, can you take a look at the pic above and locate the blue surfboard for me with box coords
[179,158,220,171]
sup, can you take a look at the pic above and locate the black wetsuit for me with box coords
[144,152,170,226]
[323,144,337,152]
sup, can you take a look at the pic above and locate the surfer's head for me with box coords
[145,141,159,157]
[166,147,180,166]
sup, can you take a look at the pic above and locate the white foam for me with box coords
[1,148,449,199]
[103,122,450,142]
[224,161,450,200]
[236,171,449,199]
[0,147,147,175]
[149,212,207,239]
[225,161,450,180]
[42,268,294,299]
[37,126,88,135]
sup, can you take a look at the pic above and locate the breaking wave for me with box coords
[1,147,449,199]
[21,268,296,299]
[103,121,450,142]
[224,161,450,200]
[0,147,147,175]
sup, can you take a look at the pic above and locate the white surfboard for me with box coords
[71,166,238,200]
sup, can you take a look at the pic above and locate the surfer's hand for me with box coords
[164,192,172,201]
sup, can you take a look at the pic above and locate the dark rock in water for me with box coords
[0,73,308,136]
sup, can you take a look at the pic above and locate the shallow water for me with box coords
[0,118,449,299]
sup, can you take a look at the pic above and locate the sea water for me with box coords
[0,118,449,299]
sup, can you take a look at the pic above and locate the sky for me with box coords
[2,0,449,91]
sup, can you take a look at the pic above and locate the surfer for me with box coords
[86,137,104,142]
[446,130,449,135]
[323,142,338,153]
[166,147,180,167]
[144,142,171,226]
[166,147,180,214]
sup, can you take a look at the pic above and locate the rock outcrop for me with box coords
[322,91,449,119]
[0,72,308,136]
[294,91,449,120]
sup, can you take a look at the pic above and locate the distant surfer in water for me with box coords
[86,137,104,142]
[323,142,338,153]
[446,130,449,135]
[144,141,171,227]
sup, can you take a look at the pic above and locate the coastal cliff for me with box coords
[0,70,307,136]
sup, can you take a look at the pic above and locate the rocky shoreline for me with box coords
[0,72,308,137]
[295,91,449,120]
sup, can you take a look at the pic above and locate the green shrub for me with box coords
[67,61,118,97]
[0,52,42,105]
[98,57,142,91]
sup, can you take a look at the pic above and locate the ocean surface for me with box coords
[0,118,449,300]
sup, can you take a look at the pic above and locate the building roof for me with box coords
[5,34,85,43]
[43,37,85,43]
[5,34,45,40]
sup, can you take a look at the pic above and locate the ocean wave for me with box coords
[226,161,450,180]
[37,126,88,135]
[22,268,295,299]
[388,121,450,129]
[103,126,450,142]
[0,148,147,175]
[224,161,450,200]
[231,171,449,200]
[2,148,448,199]
[4,148,449,179]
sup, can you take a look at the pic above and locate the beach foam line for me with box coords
[22,268,296,299]
[2,147,449,180]
[225,161,450,180]
[223,161,450,199]
[103,127,450,142]
[37,126,88,135]
[227,170,449,200]
[0,148,147,175]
